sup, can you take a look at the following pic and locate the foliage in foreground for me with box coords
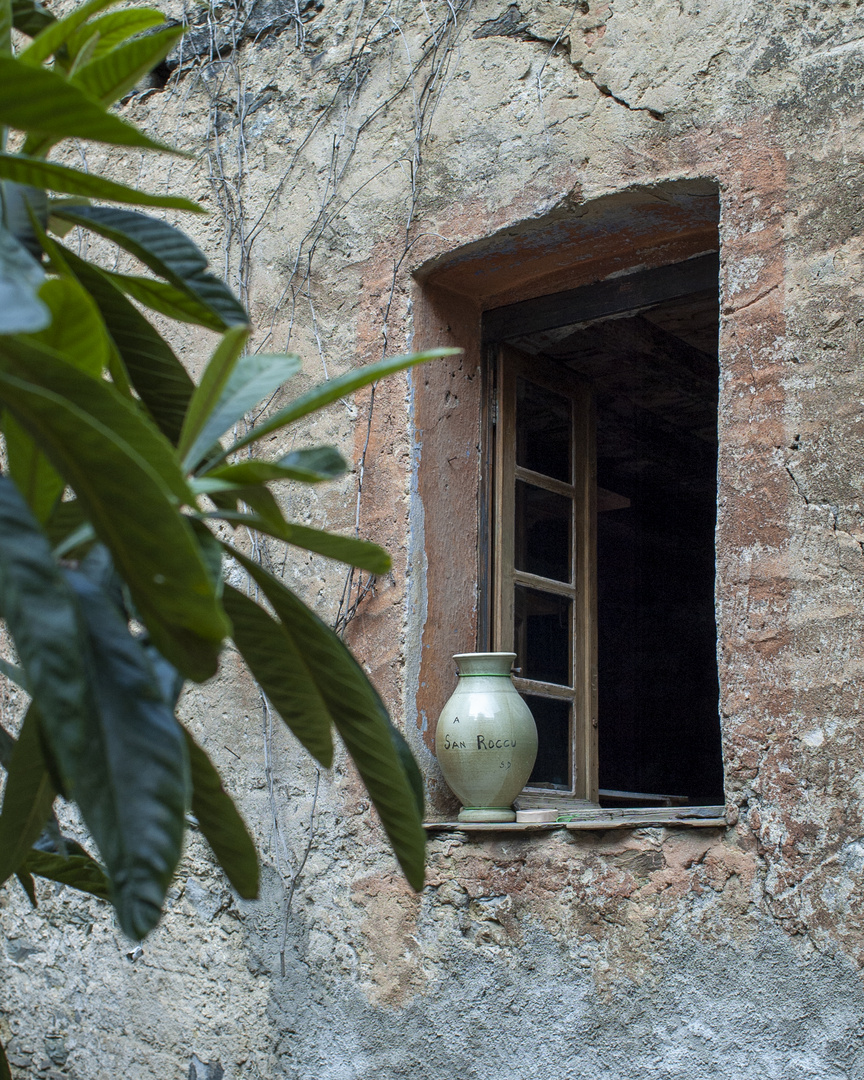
[0,2,453,1065]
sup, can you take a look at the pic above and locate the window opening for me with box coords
[483,256,724,809]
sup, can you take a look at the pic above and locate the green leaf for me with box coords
[2,178,46,261]
[183,349,304,473]
[0,56,174,154]
[16,869,36,905]
[388,719,424,821]
[0,722,14,769]
[220,349,458,464]
[0,0,10,54]
[3,410,63,523]
[19,0,120,66]
[12,0,55,38]
[23,845,111,900]
[0,704,56,888]
[52,205,249,330]
[107,271,225,331]
[43,497,88,553]
[204,446,348,486]
[183,727,259,899]
[0,154,202,212]
[178,325,251,466]
[0,223,48,334]
[65,9,165,63]
[71,24,183,107]
[186,518,223,595]
[0,657,28,693]
[0,471,93,784]
[67,27,99,75]
[213,509,391,574]
[57,244,194,444]
[5,275,112,522]
[0,338,228,681]
[23,276,111,376]
[225,549,425,890]
[183,349,302,472]
[61,566,188,938]
[222,585,334,767]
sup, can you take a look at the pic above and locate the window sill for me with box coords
[423,805,727,833]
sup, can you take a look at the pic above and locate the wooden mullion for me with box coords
[513,570,575,597]
[514,465,576,499]
[573,382,598,802]
[513,677,575,699]
[493,348,517,653]
[494,344,598,806]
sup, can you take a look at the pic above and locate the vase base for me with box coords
[457,806,516,823]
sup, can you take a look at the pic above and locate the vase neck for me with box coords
[453,652,516,677]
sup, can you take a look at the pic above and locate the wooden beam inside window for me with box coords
[482,252,719,341]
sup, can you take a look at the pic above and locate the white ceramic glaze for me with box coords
[435,652,538,822]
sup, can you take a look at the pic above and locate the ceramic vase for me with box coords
[435,652,538,822]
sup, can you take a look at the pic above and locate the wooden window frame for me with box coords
[486,345,599,808]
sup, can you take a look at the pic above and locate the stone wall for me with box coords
[3,1,864,1076]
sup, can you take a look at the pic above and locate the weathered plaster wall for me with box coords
[3,0,864,1076]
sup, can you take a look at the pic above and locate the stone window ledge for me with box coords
[423,806,727,834]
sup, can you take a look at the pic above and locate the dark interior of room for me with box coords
[511,283,725,806]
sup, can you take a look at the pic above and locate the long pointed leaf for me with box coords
[62,567,188,938]
[204,446,348,486]
[2,178,46,262]
[0,339,228,680]
[53,205,248,329]
[3,410,63,523]
[23,275,111,376]
[225,548,425,889]
[212,508,391,573]
[0,56,173,152]
[0,222,48,333]
[24,846,110,899]
[0,0,10,53]
[0,722,14,768]
[71,24,183,107]
[218,349,458,464]
[106,270,225,331]
[0,658,28,694]
[0,154,201,211]
[183,727,259,899]
[0,472,93,778]
[178,325,250,465]
[5,275,111,522]
[12,0,55,37]
[19,0,118,65]
[57,244,194,444]
[16,870,36,904]
[65,9,164,63]
[184,350,301,472]
[0,705,55,887]
[222,585,334,767]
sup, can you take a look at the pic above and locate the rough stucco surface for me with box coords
[3,0,864,1076]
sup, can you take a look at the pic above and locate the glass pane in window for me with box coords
[516,378,571,482]
[522,695,571,789]
[514,585,571,685]
[515,480,572,582]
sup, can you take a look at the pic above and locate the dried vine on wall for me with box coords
[142,0,474,967]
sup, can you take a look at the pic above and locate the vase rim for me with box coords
[452,652,516,676]
[453,652,517,661]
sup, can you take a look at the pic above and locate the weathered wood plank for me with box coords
[564,816,726,830]
[423,805,727,832]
